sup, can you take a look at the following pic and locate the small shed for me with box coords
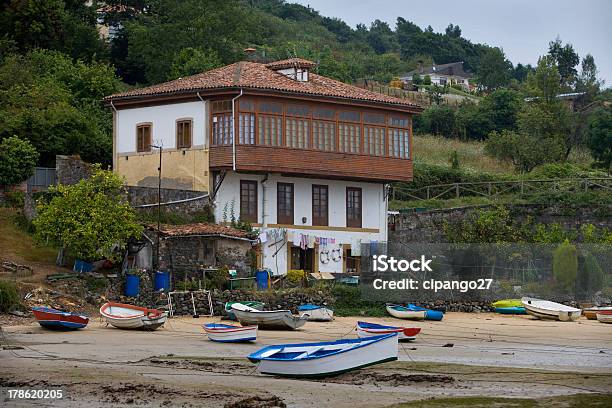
[143,223,256,275]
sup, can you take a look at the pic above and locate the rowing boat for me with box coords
[32,307,89,330]
[583,306,612,320]
[596,310,612,324]
[203,323,258,342]
[521,297,581,321]
[297,304,334,321]
[492,299,523,308]
[231,303,307,330]
[407,304,444,321]
[100,302,167,330]
[247,333,398,377]
[224,301,264,320]
[494,306,527,315]
[386,304,426,320]
[356,321,420,341]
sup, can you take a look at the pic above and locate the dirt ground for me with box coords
[1,313,611,407]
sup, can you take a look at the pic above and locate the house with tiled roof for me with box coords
[105,57,422,276]
[400,61,473,90]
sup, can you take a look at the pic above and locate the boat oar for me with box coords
[191,292,199,318]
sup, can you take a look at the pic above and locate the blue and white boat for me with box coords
[247,333,398,378]
[203,323,258,342]
[297,304,334,321]
[407,304,444,321]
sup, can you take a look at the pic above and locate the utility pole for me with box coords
[152,144,162,269]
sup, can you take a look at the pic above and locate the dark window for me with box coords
[363,112,385,124]
[211,100,232,113]
[176,119,192,148]
[312,185,328,226]
[277,183,294,224]
[240,180,258,223]
[239,98,255,112]
[346,187,362,228]
[339,110,360,122]
[287,104,311,117]
[388,115,410,128]
[136,124,151,152]
[313,107,335,120]
[259,101,283,114]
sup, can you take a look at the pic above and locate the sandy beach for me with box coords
[1,312,611,407]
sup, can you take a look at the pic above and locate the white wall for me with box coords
[214,172,388,275]
[116,101,207,153]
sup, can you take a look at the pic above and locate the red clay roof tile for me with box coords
[105,61,421,110]
[147,223,253,239]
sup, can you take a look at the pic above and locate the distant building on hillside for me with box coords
[401,62,473,90]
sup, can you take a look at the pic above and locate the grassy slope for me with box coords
[0,208,56,263]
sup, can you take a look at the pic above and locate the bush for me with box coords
[552,241,578,292]
[331,285,386,317]
[0,136,39,186]
[420,105,456,137]
[0,280,21,313]
[3,191,25,208]
[527,163,605,179]
[576,251,604,298]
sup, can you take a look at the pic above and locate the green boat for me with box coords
[492,299,522,309]
[224,301,265,320]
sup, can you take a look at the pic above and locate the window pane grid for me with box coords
[390,128,410,159]
[312,120,336,151]
[286,118,309,149]
[239,113,255,144]
[212,113,232,145]
[259,115,282,146]
[363,126,385,156]
[177,120,192,148]
[339,123,361,153]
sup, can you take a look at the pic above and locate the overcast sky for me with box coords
[292,0,611,85]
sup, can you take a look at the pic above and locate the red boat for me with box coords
[32,307,89,330]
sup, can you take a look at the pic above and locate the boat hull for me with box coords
[100,302,167,330]
[494,306,527,315]
[249,334,398,378]
[298,307,334,322]
[492,299,523,309]
[521,297,581,322]
[584,307,612,320]
[203,324,258,342]
[386,305,426,320]
[224,301,264,320]
[596,311,612,324]
[32,307,89,330]
[233,308,307,330]
[356,322,420,341]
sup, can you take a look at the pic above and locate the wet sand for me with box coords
[1,313,611,407]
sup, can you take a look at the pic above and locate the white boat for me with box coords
[356,321,421,341]
[298,304,334,321]
[386,304,426,320]
[247,333,398,377]
[203,323,258,342]
[583,306,612,320]
[100,302,167,330]
[232,304,307,330]
[596,310,612,323]
[521,297,581,322]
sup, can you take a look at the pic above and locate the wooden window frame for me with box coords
[176,118,193,149]
[136,123,152,153]
[312,184,329,226]
[277,182,294,224]
[346,187,362,228]
[239,180,258,223]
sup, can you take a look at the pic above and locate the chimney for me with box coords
[243,47,257,62]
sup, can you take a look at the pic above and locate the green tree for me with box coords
[33,166,143,262]
[477,47,511,91]
[422,74,432,85]
[411,73,422,85]
[167,48,222,80]
[576,251,604,298]
[526,55,561,103]
[0,136,39,186]
[548,37,579,90]
[485,129,564,172]
[0,50,121,165]
[576,54,602,97]
[421,105,455,137]
[552,240,578,292]
[586,108,612,174]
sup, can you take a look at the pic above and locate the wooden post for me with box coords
[456,183,460,198]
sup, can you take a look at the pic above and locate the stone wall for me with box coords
[390,204,612,243]
[167,288,335,316]
[127,186,213,219]
[55,155,92,186]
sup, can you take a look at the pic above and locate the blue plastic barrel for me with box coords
[154,271,170,291]
[125,274,140,297]
[256,270,269,290]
